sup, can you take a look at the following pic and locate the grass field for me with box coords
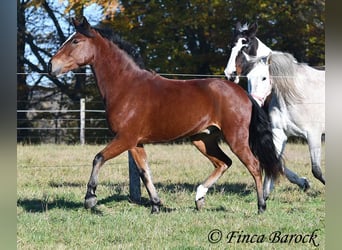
[17,143,325,249]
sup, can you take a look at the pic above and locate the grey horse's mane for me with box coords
[268,51,303,105]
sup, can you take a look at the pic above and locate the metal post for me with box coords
[80,98,85,145]
[128,151,141,203]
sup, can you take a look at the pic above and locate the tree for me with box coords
[101,0,325,74]
[255,0,325,65]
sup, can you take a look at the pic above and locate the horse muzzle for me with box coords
[228,73,240,84]
[48,59,62,77]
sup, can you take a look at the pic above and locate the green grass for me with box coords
[17,143,325,249]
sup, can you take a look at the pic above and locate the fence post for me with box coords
[128,152,141,203]
[80,98,85,145]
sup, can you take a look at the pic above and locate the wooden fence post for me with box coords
[80,98,85,145]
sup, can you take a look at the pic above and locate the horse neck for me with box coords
[91,38,145,99]
[255,38,272,57]
[269,53,303,105]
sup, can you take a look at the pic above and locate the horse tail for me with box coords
[247,95,283,180]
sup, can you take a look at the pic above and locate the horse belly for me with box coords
[283,104,325,137]
[143,106,217,143]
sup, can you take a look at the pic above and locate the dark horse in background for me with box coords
[49,17,283,214]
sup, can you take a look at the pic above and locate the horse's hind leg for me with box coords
[222,129,266,213]
[191,133,232,210]
[307,132,325,185]
[129,145,162,213]
[264,128,310,200]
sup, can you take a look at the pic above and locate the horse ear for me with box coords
[80,16,91,29]
[74,16,95,37]
[266,53,272,65]
[247,22,258,38]
[261,56,268,64]
[72,17,80,27]
[236,22,241,31]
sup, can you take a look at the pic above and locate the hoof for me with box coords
[151,204,160,214]
[258,204,266,214]
[302,178,311,192]
[195,197,205,210]
[84,196,97,209]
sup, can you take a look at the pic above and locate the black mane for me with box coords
[94,28,146,69]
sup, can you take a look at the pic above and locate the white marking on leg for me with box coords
[195,184,208,201]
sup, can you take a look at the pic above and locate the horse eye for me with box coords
[72,39,79,44]
[262,77,267,81]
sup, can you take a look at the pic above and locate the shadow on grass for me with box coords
[48,181,84,188]
[154,182,252,197]
[17,194,131,214]
[278,185,325,198]
[18,181,252,214]
[17,197,84,213]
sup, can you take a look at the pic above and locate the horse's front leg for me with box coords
[84,137,131,209]
[263,128,286,199]
[84,153,104,209]
[266,128,310,196]
[129,145,162,213]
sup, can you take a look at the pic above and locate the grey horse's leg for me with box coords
[307,132,325,184]
[263,128,310,199]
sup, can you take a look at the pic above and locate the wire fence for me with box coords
[17,69,325,144]
[17,98,113,144]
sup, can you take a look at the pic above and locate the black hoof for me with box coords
[195,197,205,210]
[84,195,97,209]
[302,179,311,192]
[258,204,266,214]
[151,204,160,214]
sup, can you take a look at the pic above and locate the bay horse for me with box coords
[48,17,283,214]
[224,22,325,199]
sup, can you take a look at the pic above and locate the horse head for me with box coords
[243,52,272,107]
[224,22,271,82]
[48,17,98,76]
